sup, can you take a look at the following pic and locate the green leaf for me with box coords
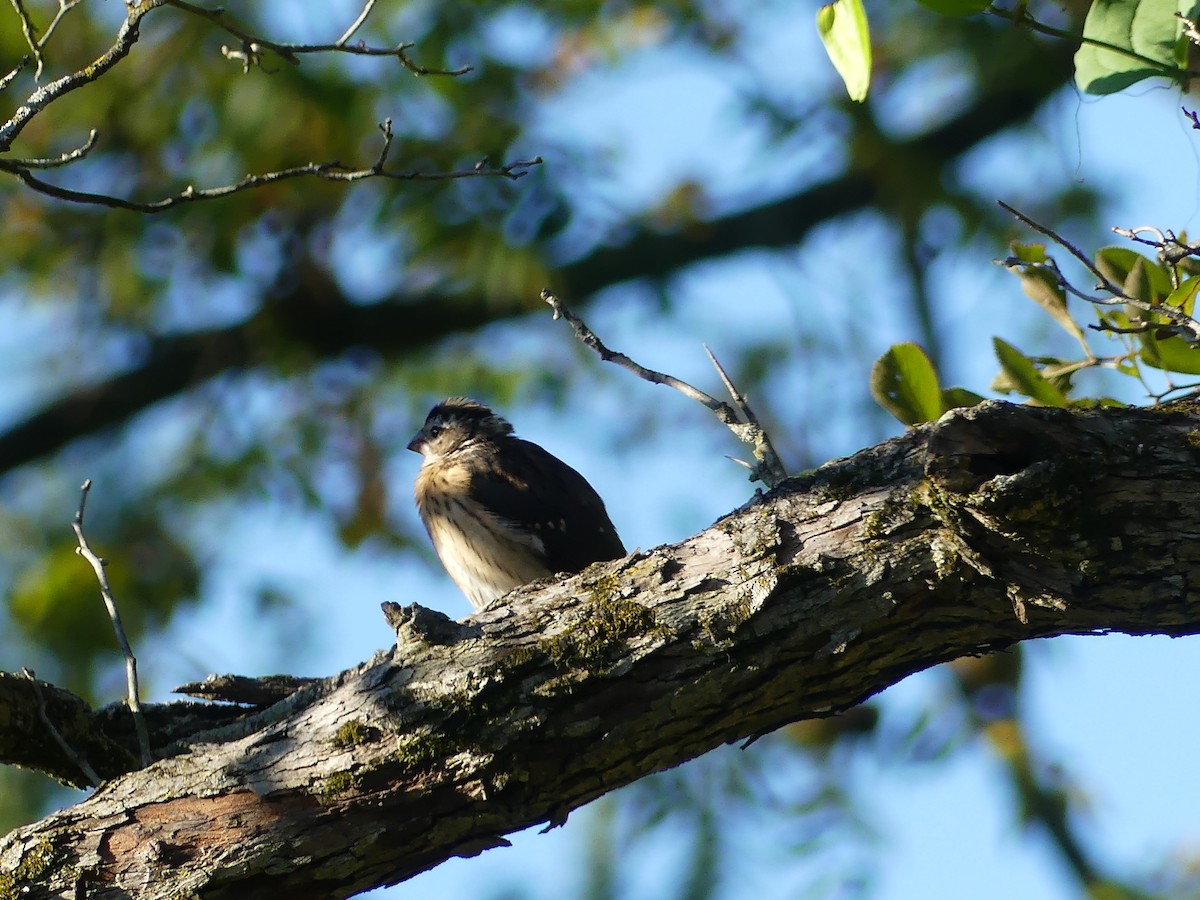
[1165,276,1200,316]
[870,342,944,425]
[1006,242,1089,351]
[817,0,871,102]
[1040,358,1095,394]
[1139,331,1200,375]
[941,387,987,411]
[993,338,1069,407]
[1094,246,1173,302]
[1008,242,1049,265]
[1075,0,1195,95]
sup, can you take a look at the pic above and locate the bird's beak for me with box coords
[406,429,426,454]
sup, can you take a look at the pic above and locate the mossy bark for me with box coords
[4,401,1200,899]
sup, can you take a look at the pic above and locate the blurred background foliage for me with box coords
[1,0,1197,897]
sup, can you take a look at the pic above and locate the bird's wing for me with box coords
[468,438,626,574]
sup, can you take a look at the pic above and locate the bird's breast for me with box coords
[415,462,549,609]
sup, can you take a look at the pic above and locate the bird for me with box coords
[408,397,626,610]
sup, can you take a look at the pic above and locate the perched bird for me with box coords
[408,397,626,610]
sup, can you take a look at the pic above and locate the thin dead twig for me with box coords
[21,667,101,787]
[4,128,97,168]
[167,0,471,76]
[0,56,29,92]
[0,1,164,153]
[72,479,152,768]
[8,0,44,80]
[541,289,788,489]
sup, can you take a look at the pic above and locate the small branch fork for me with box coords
[8,0,83,80]
[541,289,788,489]
[72,479,152,768]
[997,200,1200,345]
[166,0,471,76]
[1111,223,1200,269]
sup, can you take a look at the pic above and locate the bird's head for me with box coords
[406,397,514,463]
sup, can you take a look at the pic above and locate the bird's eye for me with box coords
[428,423,444,439]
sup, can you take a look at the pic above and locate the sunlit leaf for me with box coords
[993,338,1069,406]
[870,342,943,425]
[1165,276,1200,316]
[1074,0,1191,95]
[817,0,871,102]
[1139,330,1200,375]
[1095,246,1173,302]
[941,387,987,411]
[1007,242,1089,351]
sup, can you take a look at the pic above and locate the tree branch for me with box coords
[0,672,242,788]
[0,1,161,153]
[71,480,152,767]
[165,0,471,75]
[4,402,1200,897]
[0,120,540,212]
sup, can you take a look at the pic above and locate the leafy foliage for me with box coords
[874,229,1200,424]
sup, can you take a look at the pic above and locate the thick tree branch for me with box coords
[3,402,1200,898]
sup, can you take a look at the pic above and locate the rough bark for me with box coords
[4,401,1200,899]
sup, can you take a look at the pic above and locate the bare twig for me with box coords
[999,201,1200,344]
[0,119,541,212]
[541,289,788,488]
[1113,224,1168,247]
[167,0,471,75]
[72,479,152,768]
[39,0,83,50]
[0,2,493,210]
[703,343,787,480]
[336,0,378,47]
[7,0,81,79]
[0,55,29,92]
[8,0,44,79]
[21,667,101,787]
[1112,224,1200,268]
[1088,321,1155,336]
[999,201,1124,293]
[4,128,97,168]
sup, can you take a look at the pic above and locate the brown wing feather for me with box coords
[467,438,625,574]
